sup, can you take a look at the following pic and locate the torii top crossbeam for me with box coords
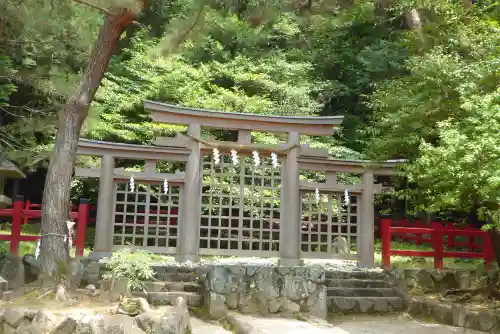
[144,100,344,136]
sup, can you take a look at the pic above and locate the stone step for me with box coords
[325,270,387,280]
[155,272,200,282]
[133,291,203,307]
[327,278,389,288]
[327,287,397,297]
[328,296,405,313]
[143,281,202,293]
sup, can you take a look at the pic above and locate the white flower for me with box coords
[315,188,320,204]
[213,148,220,165]
[230,149,239,166]
[252,150,260,167]
[130,175,135,192]
[163,179,169,195]
[271,152,279,168]
[344,189,350,206]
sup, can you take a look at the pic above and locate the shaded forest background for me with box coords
[0,0,499,225]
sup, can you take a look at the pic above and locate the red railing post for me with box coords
[23,200,31,225]
[381,218,392,268]
[10,195,24,255]
[432,222,444,269]
[76,198,89,257]
[483,230,494,270]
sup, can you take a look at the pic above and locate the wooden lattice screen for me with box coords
[112,181,181,253]
[300,192,358,257]
[199,153,281,256]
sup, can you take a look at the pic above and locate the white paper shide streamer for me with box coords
[344,188,350,206]
[129,175,135,192]
[35,239,41,259]
[163,179,169,195]
[271,152,279,168]
[315,188,320,204]
[66,220,76,246]
[252,150,260,167]
[230,149,239,166]
[213,148,220,165]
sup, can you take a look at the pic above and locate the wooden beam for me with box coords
[145,100,343,136]
[77,138,191,161]
[299,182,387,194]
[74,167,185,184]
[155,135,329,157]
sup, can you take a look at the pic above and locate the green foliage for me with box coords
[0,0,101,169]
[364,1,500,224]
[104,249,156,292]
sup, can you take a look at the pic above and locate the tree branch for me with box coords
[71,0,113,16]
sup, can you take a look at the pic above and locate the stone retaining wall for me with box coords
[408,297,500,333]
[201,265,327,319]
[399,268,491,294]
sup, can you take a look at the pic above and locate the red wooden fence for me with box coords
[383,218,477,249]
[380,218,494,269]
[0,196,90,256]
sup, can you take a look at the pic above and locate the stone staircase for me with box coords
[326,270,406,313]
[132,265,204,308]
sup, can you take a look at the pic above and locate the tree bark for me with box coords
[39,9,138,284]
[488,228,500,269]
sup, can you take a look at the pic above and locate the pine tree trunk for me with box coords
[39,10,136,284]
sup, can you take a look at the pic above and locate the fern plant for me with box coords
[104,249,156,293]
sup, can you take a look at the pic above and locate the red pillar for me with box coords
[76,198,90,257]
[381,218,392,268]
[10,196,24,255]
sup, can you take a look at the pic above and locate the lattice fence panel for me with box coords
[200,152,281,256]
[113,181,180,253]
[300,191,359,258]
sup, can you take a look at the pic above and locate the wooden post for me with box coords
[380,218,391,268]
[10,195,24,255]
[432,222,444,269]
[279,132,302,266]
[94,155,115,253]
[76,198,90,257]
[176,124,201,262]
[359,169,375,267]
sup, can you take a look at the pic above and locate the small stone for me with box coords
[454,271,472,290]
[416,269,435,292]
[431,303,453,325]
[135,312,160,332]
[3,322,17,334]
[268,296,286,313]
[50,317,78,334]
[151,297,191,334]
[31,309,57,332]
[477,311,497,331]
[430,269,446,282]
[451,304,467,327]
[283,300,300,313]
[0,253,25,290]
[3,308,27,327]
[226,292,239,309]
[245,266,258,277]
[206,292,227,319]
[227,266,245,275]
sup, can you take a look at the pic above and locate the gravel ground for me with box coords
[226,313,485,334]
